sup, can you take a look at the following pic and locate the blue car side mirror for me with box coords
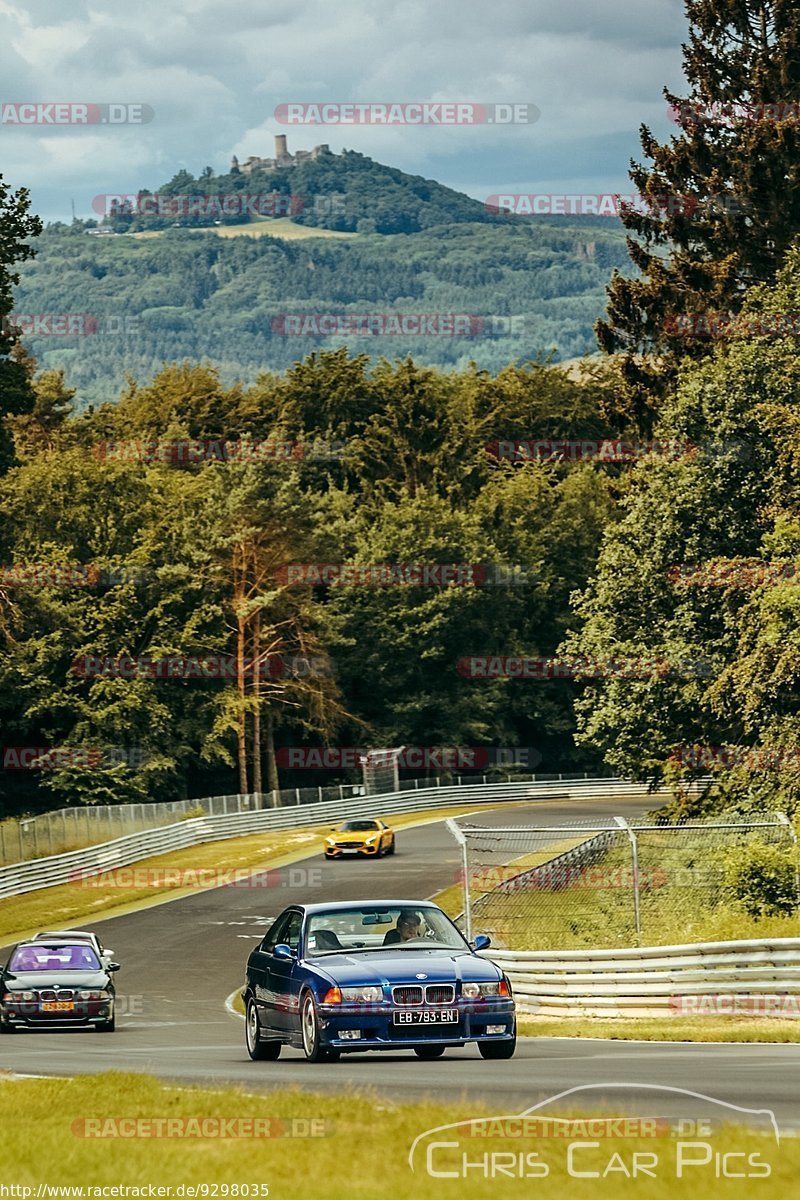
[273,943,295,961]
[472,934,491,951]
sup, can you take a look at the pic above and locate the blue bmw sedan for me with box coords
[243,900,516,1062]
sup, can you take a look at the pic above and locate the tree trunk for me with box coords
[236,610,249,796]
[252,609,263,803]
[265,708,280,796]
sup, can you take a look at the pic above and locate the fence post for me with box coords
[446,818,472,944]
[614,816,641,939]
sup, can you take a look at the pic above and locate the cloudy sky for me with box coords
[0,0,689,223]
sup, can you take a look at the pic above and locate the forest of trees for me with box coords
[0,349,629,813]
[12,216,629,408]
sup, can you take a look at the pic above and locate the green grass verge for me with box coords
[517,1016,800,1042]
[0,1073,795,1198]
[0,805,479,945]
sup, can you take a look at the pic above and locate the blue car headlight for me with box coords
[462,981,511,999]
[339,986,383,1004]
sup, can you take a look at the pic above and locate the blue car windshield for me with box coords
[306,906,467,955]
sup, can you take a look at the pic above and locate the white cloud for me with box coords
[0,0,688,222]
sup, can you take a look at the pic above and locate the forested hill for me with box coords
[104,148,502,235]
[14,216,629,407]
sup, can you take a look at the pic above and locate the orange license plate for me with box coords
[41,1001,74,1012]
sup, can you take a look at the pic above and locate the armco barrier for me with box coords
[485,939,800,1017]
[0,778,662,902]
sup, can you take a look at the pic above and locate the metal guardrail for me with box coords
[0,769,615,865]
[0,777,660,902]
[485,939,800,1017]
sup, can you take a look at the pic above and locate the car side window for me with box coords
[284,911,303,952]
[261,913,291,954]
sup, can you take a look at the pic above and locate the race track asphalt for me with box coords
[2,795,798,1131]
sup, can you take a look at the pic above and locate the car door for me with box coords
[248,912,293,1033]
[264,908,304,1036]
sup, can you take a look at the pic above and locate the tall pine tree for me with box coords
[597,1,800,429]
[0,176,41,472]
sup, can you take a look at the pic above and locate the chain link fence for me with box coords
[447,812,799,950]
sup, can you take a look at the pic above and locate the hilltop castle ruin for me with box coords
[231,135,332,175]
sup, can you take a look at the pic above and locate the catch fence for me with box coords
[448,812,799,948]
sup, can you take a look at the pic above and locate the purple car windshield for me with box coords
[9,944,101,972]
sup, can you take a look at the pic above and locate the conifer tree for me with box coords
[596,1,800,428]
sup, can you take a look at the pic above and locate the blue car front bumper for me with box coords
[317,1000,516,1049]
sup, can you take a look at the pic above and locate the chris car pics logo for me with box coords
[409,1085,780,1181]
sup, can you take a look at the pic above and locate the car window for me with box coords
[261,911,302,954]
[261,913,291,953]
[284,911,302,951]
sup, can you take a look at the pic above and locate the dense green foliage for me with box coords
[0,351,630,813]
[0,175,42,472]
[569,245,800,818]
[13,216,629,408]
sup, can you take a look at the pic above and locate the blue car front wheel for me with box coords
[300,992,340,1063]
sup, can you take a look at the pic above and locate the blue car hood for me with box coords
[307,948,501,987]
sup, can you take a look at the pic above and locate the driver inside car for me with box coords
[382,911,422,946]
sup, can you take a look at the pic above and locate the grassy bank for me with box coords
[516,1015,800,1042]
[0,1072,794,1199]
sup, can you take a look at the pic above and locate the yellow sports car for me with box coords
[324,818,396,859]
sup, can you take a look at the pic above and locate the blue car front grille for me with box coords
[425,984,454,1004]
[392,985,423,1005]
